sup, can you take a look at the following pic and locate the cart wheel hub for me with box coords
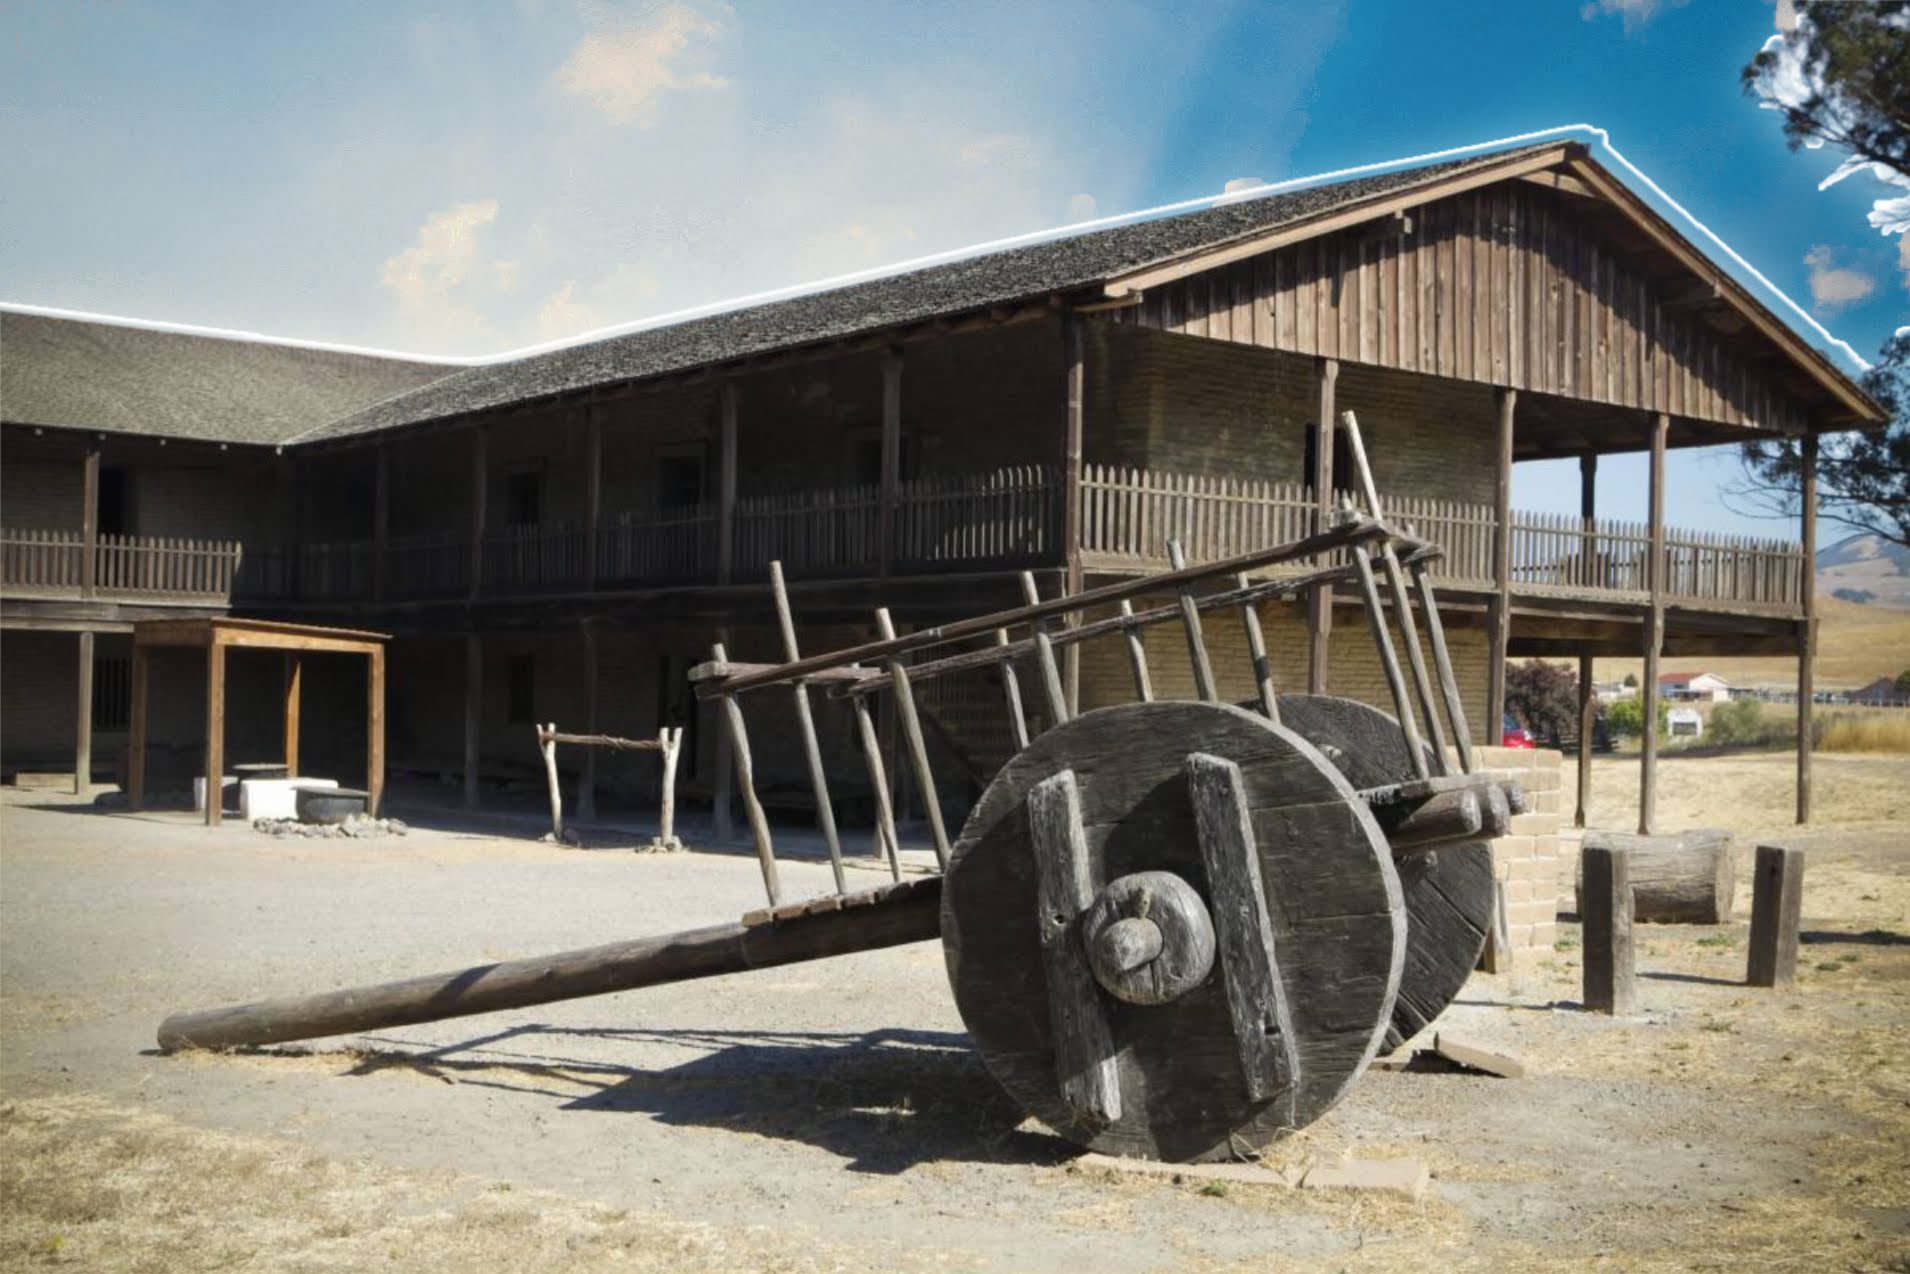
[1080,870,1215,1005]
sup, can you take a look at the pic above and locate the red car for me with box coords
[1501,713,1535,749]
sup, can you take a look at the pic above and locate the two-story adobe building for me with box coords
[2,140,1884,841]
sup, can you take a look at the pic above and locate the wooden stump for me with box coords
[1575,829,1734,924]
[1581,844,1636,1015]
[942,701,1403,1162]
[1746,844,1804,989]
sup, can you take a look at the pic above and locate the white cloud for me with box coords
[1899,235,1910,297]
[1802,245,1876,314]
[534,281,600,342]
[1580,0,1682,32]
[555,4,727,127]
[380,198,500,306]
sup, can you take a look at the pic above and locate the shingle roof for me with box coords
[0,310,456,446]
[302,143,1566,444]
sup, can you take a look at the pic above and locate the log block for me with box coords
[1746,844,1804,989]
[1576,828,1733,924]
[1581,844,1635,1015]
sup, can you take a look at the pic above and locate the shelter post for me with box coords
[1797,430,1817,824]
[1640,412,1668,835]
[1306,357,1338,693]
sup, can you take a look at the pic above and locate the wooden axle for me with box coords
[156,877,943,1054]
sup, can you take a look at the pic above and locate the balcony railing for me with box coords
[1078,465,1805,612]
[1,527,243,604]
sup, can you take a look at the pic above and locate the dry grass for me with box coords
[0,1096,837,1274]
[1817,711,1910,753]
[1601,595,1910,691]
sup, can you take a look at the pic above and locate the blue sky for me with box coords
[3,0,1904,540]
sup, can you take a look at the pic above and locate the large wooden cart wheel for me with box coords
[1272,694,1495,1052]
[941,701,1404,1162]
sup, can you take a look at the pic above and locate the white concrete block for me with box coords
[240,777,339,822]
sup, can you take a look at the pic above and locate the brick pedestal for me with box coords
[1472,746,1563,952]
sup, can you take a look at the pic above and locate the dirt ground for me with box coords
[3,753,1907,1274]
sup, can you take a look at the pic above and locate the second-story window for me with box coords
[505,470,542,527]
[657,452,705,510]
[507,654,535,723]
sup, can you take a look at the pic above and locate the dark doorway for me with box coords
[657,453,705,510]
[97,467,131,535]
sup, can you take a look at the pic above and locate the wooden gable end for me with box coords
[1110,179,1813,438]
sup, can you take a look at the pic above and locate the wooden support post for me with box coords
[1640,411,1668,837]
[372,444,390,601]
[1581,843,1636,1015]
[578,623,599,821]
[1306,358,1338,694]
[718,382,738,586]
[81,445,100,599]
[711,642,781,906]
[657,727,682,848]
[74,630,94,795]
[1409,551,1475,773]
[1487,388,1516,734]
[879,349,901,579]
[467,429,488,599]
[995,629,1031,749]
[128,644,149,810]
[875,608,949,869]
[367,645,385,817]
[1479,879,1513,974]
[584,406,602,590]
[771,562,848,893]
[1117,599,1152,703]
[1027,768,1122,1123]
[1165,540,1218,703]
[851,696,902,879]
[1062,315,1085,714]
[204,637,226,828]
[1018,571,1070,726]
[1746,844,1805,989]
[462,634,482,811]
[539,724,563,840]
[1347,530,1431,780]
[713,628,735,841]
[283,654,302,777]
[1575,652,1593,829]
[1797,431,1817,825]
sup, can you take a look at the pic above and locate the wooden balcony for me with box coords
[1,527,243,606]
[1078,465,1806,614]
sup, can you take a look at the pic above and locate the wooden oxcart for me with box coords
[159,413,1518,1164]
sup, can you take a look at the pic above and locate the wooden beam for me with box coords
[584,406,603,590]
[128,644,149,811]
[1518,169,1598,200]
[204,637,226,828]
[1640,412,1668,836]
[372,444,390,601]
[1307,358,1338,694]
[718,382,739,586]
[463,634,482,811]
[1487,388,1516,732]
[879,348,902,580]
[73,630,94,796]
[1797,430,1816,825]
[1104,145,1572,296]
[80,445,100,600]
[1576,652,1593,829]
[712,624,734,841]
[367,643,386,817]
[579,622,599,821]
[283,654,302,777]
[1062,315,1085,713]
[467,429,488,601]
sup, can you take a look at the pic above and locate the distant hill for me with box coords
[1816,533,1910,611]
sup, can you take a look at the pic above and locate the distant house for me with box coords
[1660,671,1731,702]
[1849,677,1907,708]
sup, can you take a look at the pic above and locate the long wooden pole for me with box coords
[1062,314,1085,714]
[283,654,302,777]
[204,637,226,828]
[771,562,847,892]
[711,641,781,904]
[875,609,949,869]
[81,445,99,600]
[1640,412,1668,836]
[1487,387,1516,735]
[1307,358,1338,694]
[1796,431,1816,825]
[157,881,943,1053]
[366,645,385,817]
[74,631,94,796]
[1576,454,1596,828]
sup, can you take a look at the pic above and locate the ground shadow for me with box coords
[335,1022,1064,1173]
[1639,970,1743,987]
[1801,929,1910,947]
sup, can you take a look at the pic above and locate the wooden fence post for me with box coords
[1581,844,1635,1015]
[1746,844,1804,989]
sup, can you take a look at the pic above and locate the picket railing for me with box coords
[385,529,468,597]
[1081,466,1316,569]
[1663,527,1806,608]
[1509,511,1652,596]
[897,465,1059,568]
[2,527,242,603]
[734,484,880,576]
[485,523,588,592]
[598,505,719,585]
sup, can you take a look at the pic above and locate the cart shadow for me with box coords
[344,1023,1067,1173]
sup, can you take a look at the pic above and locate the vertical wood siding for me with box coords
[1118,183,1810,436]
